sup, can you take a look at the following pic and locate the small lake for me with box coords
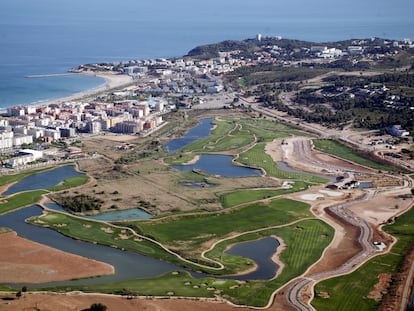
[225,237,280,280]
[172,154,262,177]
[2,165,83,196]
[358,182,373,189]
[179,181,216,189]
[164,117,215,153]
[46,202,153,221]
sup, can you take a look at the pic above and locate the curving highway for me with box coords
[286,191,378,310]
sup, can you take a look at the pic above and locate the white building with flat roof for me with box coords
[0,131,13,149]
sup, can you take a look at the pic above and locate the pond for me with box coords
[2,165,83,196]
[46,202,153,221]
[172,154,262,177]
[164,117,215,153]
[358,182,373,188]
[224,237,280,280]
[178,181,216,189]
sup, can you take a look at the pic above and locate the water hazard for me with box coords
[2,165,83,196]
[164,117,215,153]
[172,154,262,177]
[225,237,280,280]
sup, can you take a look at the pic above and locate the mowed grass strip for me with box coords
[134,198,312,250]
[47,175,89,192]
[238,143,327,183]
[51,219,333,308]
[205,219,333,288]
[221,219,334,307]
[180,119,235,152]
[46,271,235,299]
[220,181,310,208]
[0,190,47,215]
[312,205,414,311]
[31,212,175,260]
[313,139,399,172]
[0,167,51,187]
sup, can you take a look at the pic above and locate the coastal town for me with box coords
[0,34,414,311]
[0,35,413,169]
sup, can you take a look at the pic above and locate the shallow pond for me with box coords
[178,181,216,189]
[164,117,215,153]
[172,154,262,177]
[2,165,83,196]
[358,182,373,188]
[225,237,280,280]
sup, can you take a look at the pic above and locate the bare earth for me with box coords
[0,231,114,284]
[0,293,249,311]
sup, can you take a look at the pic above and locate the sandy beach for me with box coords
[25,71,134,109]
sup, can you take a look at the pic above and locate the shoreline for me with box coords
[1,71,134,112]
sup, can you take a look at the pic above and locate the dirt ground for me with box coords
[0,293,251,311]
[56,158,282,214]
[0,231,114,284]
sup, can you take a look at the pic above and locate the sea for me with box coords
[1,0,413,109]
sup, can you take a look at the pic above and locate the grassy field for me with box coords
[238,143,327,183]
[312,205,414,311]
[0,190,47,215]
[31,197,315,275]
[29,212,199,269]
[46,218,333,307]
[133,198,313,257]
[47,175,89,192]
[313,139,400,172]
[220,180,310,208]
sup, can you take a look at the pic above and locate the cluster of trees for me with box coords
[55,194,103,213]
[259,71,414,131]
[227,64,329,86]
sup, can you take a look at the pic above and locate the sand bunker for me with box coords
[299,193,324,201]
[319,190,343,197]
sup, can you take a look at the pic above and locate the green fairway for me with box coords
[134,198,313,255]
[220,181,310,208]
[238,143,327,183]
[0,190,47,215]
[47,175,89,192]
[30,212,194,268]
[313,139,400,172]
[312,205,414,311]
[42,219,332,308]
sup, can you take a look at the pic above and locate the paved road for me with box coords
[286,192,377,310]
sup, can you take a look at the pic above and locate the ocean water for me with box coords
[0,0,413,108]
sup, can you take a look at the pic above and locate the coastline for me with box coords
[1,72,134,112]
[36,71,134,106]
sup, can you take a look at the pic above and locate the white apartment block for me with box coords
[13,135,33,146]
[0,131,13,149]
